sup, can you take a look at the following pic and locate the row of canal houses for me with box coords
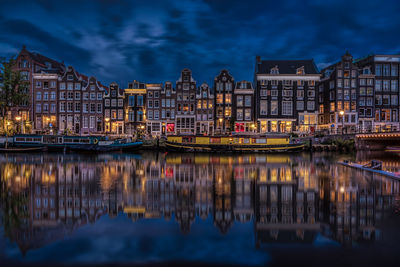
[9,46,400,136]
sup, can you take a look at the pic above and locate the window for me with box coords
[367,87,373,95]
[67,102,73,112]
[44,92,48,100]
[216,94,223,104]
[84,93,89,100]
[105,99,110,107]
[36,81,42,88]
[344,79,350,88]
[337,79,342,87]
[260,100,267,115]
[59,102,65,112]
[225,107,231,117]
[337,70,343,77]
[297,90,304,98]
[271,90,278,97]
[244,109,251,120]
[391,95,398,105]
[154,91,159,98]
[50,81,56,88]
[226,82,232,91]
[283,90,293,97]
[296,101,304,110]
[271,101,278,115]
[392,64,398,76]
[75,103,81,112]
[36,104,41,112]
[329,81,334,89]
[36,92,41,100]
[67,92,73,100]
[97,93,102,100]
[375,95,382,105]
[147,110,152,120]
[75,92,80,100]
[383,64,390,76]
[237,96,243,107]
[154,100,159,108]
[351,70,357,78]
[307,90,315,98]
[154,110,159,120]
[360,79,366,86]
[307,101,315,111]
[330,102,335,112]
[237,109,243,120]
[260,89,267,96]
[90,92,96,100]
[75,83,81,90]
[137,95,144,106]
[383,80,389,91]
[128,95,135,106]
[282,101,292,115]
[375,64,382,76]
[162,99,165,107]
[359,97,365,106]
[383,95,390,105]
[97,103,102,113]
[245,96,251,107]
[67,74,73,80]
[51,103,56,113]
[225,93,232,104]
[67,83,73,90]
[118,109,123,120]
[50,91,56,100]
[391,80,398,92]
[89,103,95,113]
[351,79,356,88]
[148,100,153,108]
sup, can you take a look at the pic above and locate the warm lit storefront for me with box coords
[235,122,256,133]
[258,119,295,133]
[166,123,175,135]
[298,112,318,133]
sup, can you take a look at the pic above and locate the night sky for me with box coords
[1,0,400,87]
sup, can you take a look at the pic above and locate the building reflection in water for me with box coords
[0,152,399,254]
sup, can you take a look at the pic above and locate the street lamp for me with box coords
[339,110,345,134]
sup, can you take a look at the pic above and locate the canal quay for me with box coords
[1,151,400,266]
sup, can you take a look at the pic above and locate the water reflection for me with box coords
[1,152,399,257]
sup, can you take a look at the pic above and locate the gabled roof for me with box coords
[20,46,65,72]
[256,59,319,75]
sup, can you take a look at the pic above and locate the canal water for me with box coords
[0,151,400,266]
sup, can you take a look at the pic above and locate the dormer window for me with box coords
[296,66,305,75]
[270,66,279,75]
[240,82,247,89]
[67,74,73,80]
[363,67,370,74]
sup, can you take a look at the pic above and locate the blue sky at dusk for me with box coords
[1,0,400,87]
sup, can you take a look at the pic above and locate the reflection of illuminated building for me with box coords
[213,164,234,234]
[1,152,400,255]
[255,158,320,246]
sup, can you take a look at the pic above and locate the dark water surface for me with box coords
[1,151,400,266]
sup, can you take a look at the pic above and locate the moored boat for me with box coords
[12,134,142,152]
[338,160,400,180]
[69,139,143,152]
[165,134,304,152]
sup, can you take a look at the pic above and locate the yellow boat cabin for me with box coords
[166,135,304,152]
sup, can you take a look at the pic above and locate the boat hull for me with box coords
[165,141,304,153]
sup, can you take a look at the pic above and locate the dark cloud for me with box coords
[0,0,400,86]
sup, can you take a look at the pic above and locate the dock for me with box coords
[338,161,400,180]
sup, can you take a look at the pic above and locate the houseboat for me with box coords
[12,135,142,152]
[165,134,304,152]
